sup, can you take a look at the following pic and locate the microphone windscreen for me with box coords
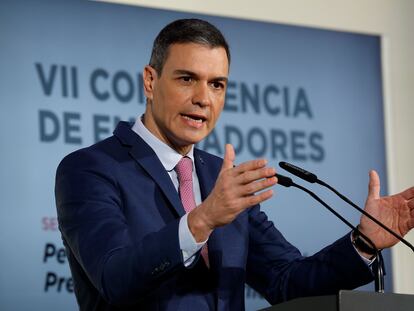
[279,161,317,183]
[275,173,293,187]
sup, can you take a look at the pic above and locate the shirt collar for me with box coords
[131,115,195,172]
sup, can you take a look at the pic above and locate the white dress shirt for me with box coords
[132,116,205,266]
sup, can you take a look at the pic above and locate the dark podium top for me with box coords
[260,290,414,311]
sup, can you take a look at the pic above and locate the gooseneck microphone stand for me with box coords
[275,173,385,293]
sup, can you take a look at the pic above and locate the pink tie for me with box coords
[175,157,209,267]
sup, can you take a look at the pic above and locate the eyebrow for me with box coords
[173,69,228,83]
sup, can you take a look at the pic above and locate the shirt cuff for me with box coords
[179,213,207,267]
[350,232,375,266]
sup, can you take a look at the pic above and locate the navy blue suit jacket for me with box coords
[55,121,373,310]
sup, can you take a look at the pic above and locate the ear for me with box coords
[143,65,157,101]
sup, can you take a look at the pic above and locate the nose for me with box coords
[192,82,211,107]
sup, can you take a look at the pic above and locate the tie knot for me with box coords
[175,156,193,183]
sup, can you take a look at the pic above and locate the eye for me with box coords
[211,81,224,89]
[180,76,193,83]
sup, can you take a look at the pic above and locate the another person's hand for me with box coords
[188,144,277,242]
[358,170,414,253]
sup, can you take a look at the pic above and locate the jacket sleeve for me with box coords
[245,205,374,305]
[55,149,185,306]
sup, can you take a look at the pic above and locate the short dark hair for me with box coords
[149,18,231,75]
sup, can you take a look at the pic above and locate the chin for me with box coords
[179,130,208,143]
[183,137,204,146]
[168,133,198,147]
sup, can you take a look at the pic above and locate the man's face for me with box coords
[143,43,229,154]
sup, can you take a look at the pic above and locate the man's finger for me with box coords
[241,176,277,195]
[221,144,235,171]
[400,186,414,200]
[367,170,381,200]
[232,159,268,176]
[243,189,274,207]
[238,167,276,185]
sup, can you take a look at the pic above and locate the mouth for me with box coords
[180,113,207,124]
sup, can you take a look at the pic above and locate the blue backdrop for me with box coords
[0,0,388,310]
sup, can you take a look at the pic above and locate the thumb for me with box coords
[367,170,381,200]
[221,144,235,170]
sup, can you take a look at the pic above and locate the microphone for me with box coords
[279,162,317,183]
[279,162,414,253]
[275,172,385,292]
[276,174,362,234]
[275,173,293,187]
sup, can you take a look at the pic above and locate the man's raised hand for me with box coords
[188,144,277,242]
[358,170,414,252]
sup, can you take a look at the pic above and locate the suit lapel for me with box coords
[194,150,214,201]
[195,151,247,307]
[114,122,185,218]
[194,150,224,274]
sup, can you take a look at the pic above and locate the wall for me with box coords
[100,0,414,294]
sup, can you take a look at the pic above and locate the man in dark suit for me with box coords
[55,19,414,310]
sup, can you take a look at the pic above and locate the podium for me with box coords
[260,290,414,311]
